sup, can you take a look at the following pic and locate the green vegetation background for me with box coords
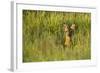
[23,10,91,62]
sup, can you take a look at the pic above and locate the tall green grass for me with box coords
[23,10,91,62]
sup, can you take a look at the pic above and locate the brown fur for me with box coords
[63,24,76,47]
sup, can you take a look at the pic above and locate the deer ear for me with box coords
[63,24,69,32]
[70,24,76,30]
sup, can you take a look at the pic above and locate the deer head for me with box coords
[63,23,77,47]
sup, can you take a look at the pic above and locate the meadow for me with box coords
[23,10,91,62]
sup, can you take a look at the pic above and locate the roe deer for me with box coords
[63,24,76,47]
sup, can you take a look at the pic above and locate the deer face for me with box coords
[63,24,76,47]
